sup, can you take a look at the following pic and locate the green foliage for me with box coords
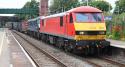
[49,0,112,14]
[112,13,125,26]
[106,20,113,39]
[49,0,80,14]
[106,13,125,40]
[88,1,112,12]
[112,31,121,40]
[23,0,39,9]
[106,20,112,32]
[16,0,39,20]
[114,0,125,14]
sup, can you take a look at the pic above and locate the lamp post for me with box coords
[82,0,89,6]
[118,6,120,15]
[87,0,89,6]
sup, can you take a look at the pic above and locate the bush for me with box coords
[112,31,121,40]
[105,13,125,40]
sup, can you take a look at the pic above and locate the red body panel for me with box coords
[40,17,65,36]
[40,14,75,38]
[47,17,63,35]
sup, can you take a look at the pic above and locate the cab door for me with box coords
[64,13,75,38]
[64,14,69,37]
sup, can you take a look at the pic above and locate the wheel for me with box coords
[84,48,89,55]
[64,41,73,52]
[55,37,63,49]
[90,47,94,55]
[64,45,70,52]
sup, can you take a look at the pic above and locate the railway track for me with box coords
[13,31,100,67]
[13,31,67,67]
[82,57,123,67]
[99,56,125,67]
[12,30,125,67]
[73,54,123,67]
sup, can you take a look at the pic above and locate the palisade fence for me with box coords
[106,13,125,40]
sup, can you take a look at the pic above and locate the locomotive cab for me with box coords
[65,6,110,54]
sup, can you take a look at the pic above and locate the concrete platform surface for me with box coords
[107,39,125,49]
[0,28,36,67]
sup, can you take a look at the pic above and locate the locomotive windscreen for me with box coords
[75,13,103,22]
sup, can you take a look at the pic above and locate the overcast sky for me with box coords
[0,0,117,16]
[0,0,30,8]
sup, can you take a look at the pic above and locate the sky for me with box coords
[106,0,117,9]
[0,0,117,16]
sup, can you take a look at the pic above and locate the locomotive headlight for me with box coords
[79,32,85,35]
[99,31,105,35]
[76,31,86,35]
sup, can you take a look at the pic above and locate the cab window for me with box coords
[91,13,102,22]
[76,13,89,22]
[76,13,103,22]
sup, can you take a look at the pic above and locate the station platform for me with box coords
[0,28,36,67]
[107,39,125,49]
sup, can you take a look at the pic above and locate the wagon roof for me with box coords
[28,16,44,22]
[42,12,66,19]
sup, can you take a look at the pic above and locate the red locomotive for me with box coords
[39,6,110,54]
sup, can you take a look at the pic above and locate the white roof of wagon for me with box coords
[42,12,67,19]
[28,16,44,22]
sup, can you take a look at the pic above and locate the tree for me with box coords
[88,1,112,12]
[49,0,80,14]
[81,0,93,6]
[114,0,125,14]
[16,0,39,20]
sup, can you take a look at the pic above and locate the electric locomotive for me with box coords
[39,6,110,55]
